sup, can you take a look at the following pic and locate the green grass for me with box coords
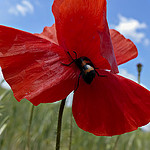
[0,87,150,150]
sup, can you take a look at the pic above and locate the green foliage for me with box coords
[0,86,9,148]
[0,89,150,150]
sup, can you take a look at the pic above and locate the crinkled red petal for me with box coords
[110,29,138,65]
[52,0,118,73]
[72,70,150,136]
[0,25,77,106]
[35,24,58,45]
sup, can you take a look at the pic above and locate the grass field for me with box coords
[0,85,150,150]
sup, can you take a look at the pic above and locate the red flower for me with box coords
[1,0,150,136]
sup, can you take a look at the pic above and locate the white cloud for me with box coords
[8,0,34,16]
[119,68,137,82]
[66,91,74,107]
[143,38,150,46]
[141,123,150,132]
[119,68,149,90]
[8,8,18,16]
[113,14,150,46]
[0,68,10,89]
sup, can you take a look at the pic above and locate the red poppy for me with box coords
[1,0,150,136]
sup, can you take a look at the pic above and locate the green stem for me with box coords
[138,73,141,84]
[69,111,73,150]
[125,134,136,150]
[56,98,66,150]
[27,105,34,150]
[112,135,121,150]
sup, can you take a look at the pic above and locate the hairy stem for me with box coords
[56,98,66,150]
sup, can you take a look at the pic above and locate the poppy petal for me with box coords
[35,24,58,45]
[52,0,118,73]
[110,29,138,65]
[0,25,77,106]
[72,70,150,136]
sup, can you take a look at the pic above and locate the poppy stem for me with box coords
[112,135,121,150]
[137,63,143,84]
[27,104,34,150]
[56,98,66,150]
[69,110,73,150]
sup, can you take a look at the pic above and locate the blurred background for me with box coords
[0,0,150,149]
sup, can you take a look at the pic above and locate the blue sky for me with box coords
[0,0,150,90]
[108,0,150,89]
